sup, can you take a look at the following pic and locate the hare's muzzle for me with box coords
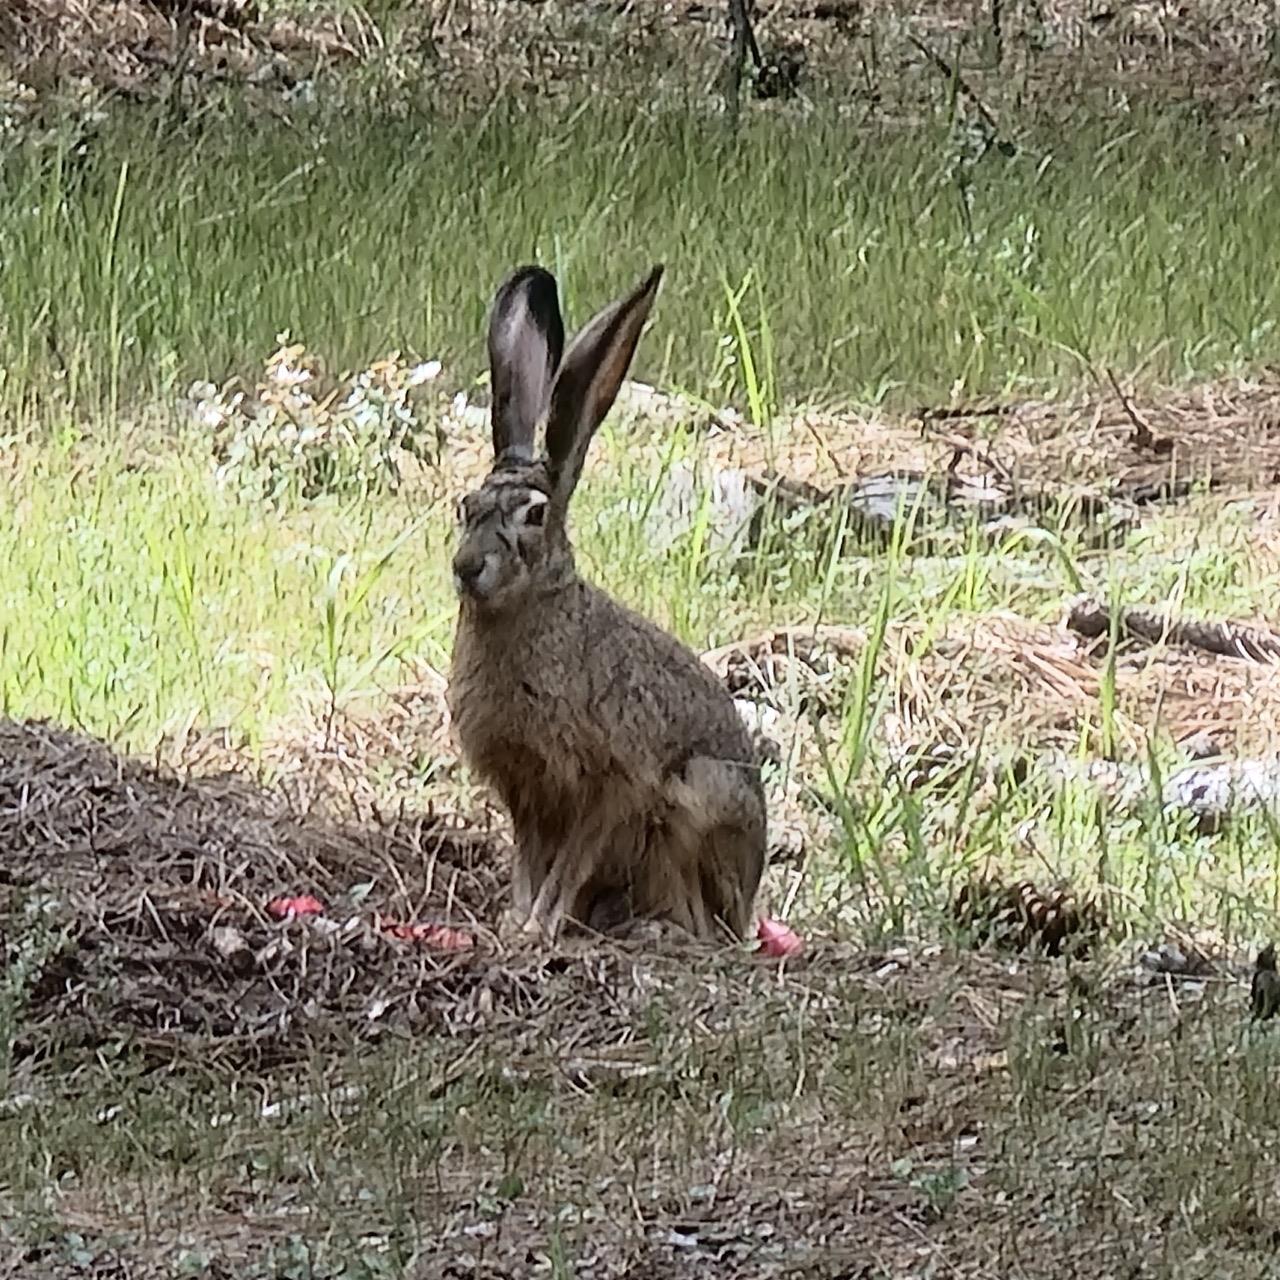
[451,543,488,599]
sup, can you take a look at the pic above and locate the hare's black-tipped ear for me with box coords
[545,265,663,506]
[487,265,566,464]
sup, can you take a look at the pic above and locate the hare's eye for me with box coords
[523,502,546,527]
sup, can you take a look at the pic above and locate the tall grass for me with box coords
[1,93,1278,419]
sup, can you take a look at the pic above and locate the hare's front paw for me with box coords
[495,902,561,948]
[496,906,537,946]
[607,916,691,950]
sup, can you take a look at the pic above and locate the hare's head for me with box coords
[451,263,663,615]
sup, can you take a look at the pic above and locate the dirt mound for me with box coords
[0,717,819,1085]
[0,717,511,1074]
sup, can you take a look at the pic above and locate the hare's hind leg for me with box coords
[523,811,650,940]
[589,759,765,943]
[581,857,706,940]
[662,756,766,940]
[697,824,763,938]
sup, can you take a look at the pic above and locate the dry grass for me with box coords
[5,0,1280,121]
[688,369,1280,497]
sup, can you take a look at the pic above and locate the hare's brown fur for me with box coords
[446,265,766,942]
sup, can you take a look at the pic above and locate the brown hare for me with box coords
[447,263,766,943]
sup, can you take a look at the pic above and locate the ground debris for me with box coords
[154,0,258,25]
[5,0,1280,138]
[705,607,1280,775]
[703,623,864,704]
[0,716,840,1080]
[652,458,1135,558]
[663,370,1280,533]
[0,0,369,108]
[0,716,504,1071]
[1139,932,1219,980]
[645,369,1280,561]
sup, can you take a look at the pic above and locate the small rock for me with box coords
[209,924,254,973]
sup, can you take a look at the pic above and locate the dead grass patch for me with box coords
[709,605,1280,767]
[4,0,1279,121]
[698,370,1280,502]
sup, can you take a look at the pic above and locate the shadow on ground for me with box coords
[0,716,510,1073]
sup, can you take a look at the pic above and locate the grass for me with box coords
[4,51,1280,1279]
[3,91,1280,420]
[5,947,1279,1277]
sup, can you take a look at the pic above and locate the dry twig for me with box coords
[1067,599,1280,663]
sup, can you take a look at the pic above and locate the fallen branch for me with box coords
[1114,476,1219,506]
[1067,598,1280,663]
[908,33,1002,138]
[723,0,764,128]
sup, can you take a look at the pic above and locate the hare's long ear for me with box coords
[545,265,663,507]
[487,265,566,464]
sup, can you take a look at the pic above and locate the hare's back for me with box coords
[561,585,756,767]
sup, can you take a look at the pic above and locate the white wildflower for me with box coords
[266,356,311,387]
[407,360,442,387]
[191,401,226,430]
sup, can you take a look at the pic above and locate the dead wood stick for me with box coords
[1103,367,1169,453]
[723,0,764,128]
[729,0,764,69]
[934,431,1015,487]
[1067,598,1280,663]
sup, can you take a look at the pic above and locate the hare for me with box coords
[447,263,766,944]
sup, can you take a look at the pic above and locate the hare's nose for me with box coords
[452,547,485,586]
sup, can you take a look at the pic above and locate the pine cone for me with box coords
[953,875,1104,958]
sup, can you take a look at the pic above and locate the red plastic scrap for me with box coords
[266,894,326,920]
[757,916,804,958]
[378,919,475,952]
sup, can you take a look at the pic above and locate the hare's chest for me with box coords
[454,665,608,770]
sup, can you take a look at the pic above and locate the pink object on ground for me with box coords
[379,920,475,952]
[757,916,804,957]
[266,895,326,919]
